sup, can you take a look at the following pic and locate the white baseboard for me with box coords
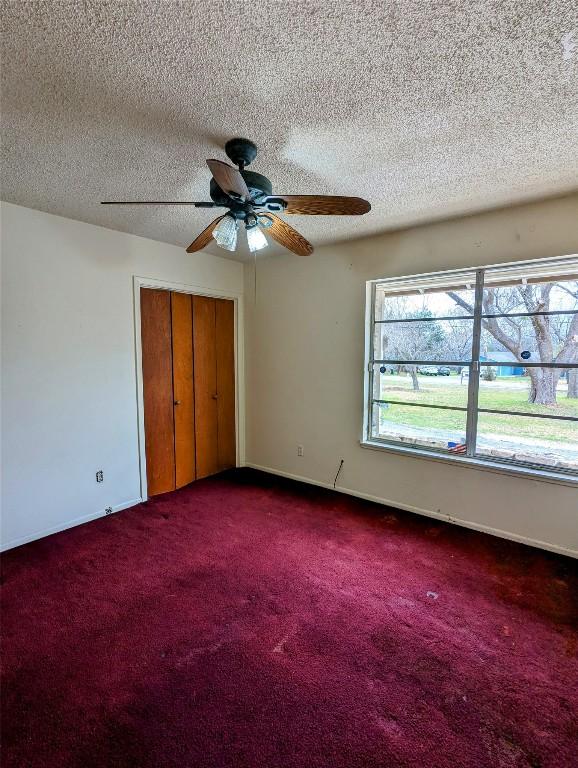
[3,468,576,560]
[244,463,578,559]
[0,498,143,552]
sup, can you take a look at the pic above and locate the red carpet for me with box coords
[2,469,577,768]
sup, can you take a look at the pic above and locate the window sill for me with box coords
[360,439,578,487]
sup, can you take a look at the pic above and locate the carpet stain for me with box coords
[565,635,577,658]
[178,640,225,664]
[374,714,403,739]
[272,625,299,653]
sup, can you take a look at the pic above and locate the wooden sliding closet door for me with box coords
[193,296,236,478]
[140,288,175,496]
[141,289,236,492]
[171,292,196,488]
[193,296,219,479]
[215,298,236,471]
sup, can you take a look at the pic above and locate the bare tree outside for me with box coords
[377,298,447,391]
[447,280,578,405]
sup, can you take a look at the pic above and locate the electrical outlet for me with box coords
[297,445,304,457]
[96,470,103,483]
[105,507,113,515]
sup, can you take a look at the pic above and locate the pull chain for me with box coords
[254,249,257,305]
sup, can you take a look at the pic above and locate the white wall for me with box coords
[1,202,243,550]
[3,197,577,555]
[244,194,578,557]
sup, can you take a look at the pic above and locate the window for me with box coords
[365,256,578,478]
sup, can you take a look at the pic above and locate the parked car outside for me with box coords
[437,366,451,376]
[418,366,439,376]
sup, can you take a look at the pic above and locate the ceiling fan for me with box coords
[101,137,371,256]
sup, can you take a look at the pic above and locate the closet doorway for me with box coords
[140,287,236,496]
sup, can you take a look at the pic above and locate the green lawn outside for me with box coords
[377,373,578,444]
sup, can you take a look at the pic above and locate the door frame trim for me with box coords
[133,275,245,501]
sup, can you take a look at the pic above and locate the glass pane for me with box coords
[373,319,474,362]
[371,402,467,453]
[479,314,578,365]
[375,283,475,322]
[475,412,578,471]
[372,364,469,408]
[482,277,578,315]
[478,369,578,413]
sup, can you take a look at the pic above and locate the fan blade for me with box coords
[262,214,313,256]
[271,195,371,215]
[206,159,251,201]
[101,201,217,206]
[186,216,225,253]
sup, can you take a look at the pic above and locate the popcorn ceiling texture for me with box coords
[1,0,577,260]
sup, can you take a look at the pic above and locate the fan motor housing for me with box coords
[209,171,273,216]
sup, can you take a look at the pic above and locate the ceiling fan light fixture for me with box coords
[246,223,268,253]
[212,214,238,251]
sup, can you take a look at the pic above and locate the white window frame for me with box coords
[362,255,578,486]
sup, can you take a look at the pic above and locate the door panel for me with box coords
[171,292,196,488]
[140,288,175,495]
[193,296,219,478]
[216,299,236,470]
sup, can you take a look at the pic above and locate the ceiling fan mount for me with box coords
[224,136,258,170]
[101,136,371,256]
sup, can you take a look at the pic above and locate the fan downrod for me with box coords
[225,137,258,169]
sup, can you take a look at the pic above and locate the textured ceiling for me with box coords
[1,0,577,261]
